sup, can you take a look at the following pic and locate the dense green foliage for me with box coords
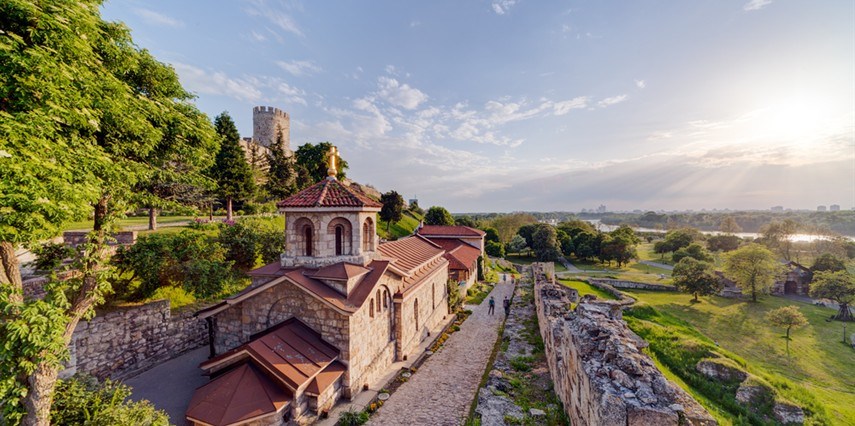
[51,375,169,425]
[598,210,855,236]
[672,243,713,263]
[265,131,298,200]
[707,234,742,252]
[811,253,846,273]
[809,270,855,321]
[115,230,234,299]
[28,242,74,272]
[485,240,505,258]
[219,218,285,270]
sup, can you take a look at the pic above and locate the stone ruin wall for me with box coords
[61,299,209,380]
[531,263,716,426]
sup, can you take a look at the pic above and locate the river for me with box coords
[585,220,855,242]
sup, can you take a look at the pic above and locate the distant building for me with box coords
[596,205,607,214]
[817,205,827,212]
[238,106,293,179]
[830,204,840,211]
[770,206,784,212]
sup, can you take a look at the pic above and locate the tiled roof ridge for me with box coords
[316,179,331,207]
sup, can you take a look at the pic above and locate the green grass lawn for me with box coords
[62,215,208,232]
[505,255,568,272]
[378,210,423,240]
[558,279,617,300]
[624,290,855,425]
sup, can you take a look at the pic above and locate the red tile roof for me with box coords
[200,318,340,391]
[377,235,445,275]
[417,225,486,238]
[186,362,292,426]
[277,178,382,208]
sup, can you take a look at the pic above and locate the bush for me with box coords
[115,230,233,300]
[337,409,369,426]
[29,242,74,272]
[148,286,196,308]
[52,375,169,426]
[219,217,284,269]
[485,240,505,258]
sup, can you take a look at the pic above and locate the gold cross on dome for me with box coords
[327,145,338,178]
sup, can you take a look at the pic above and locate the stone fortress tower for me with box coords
[252,105,290,152]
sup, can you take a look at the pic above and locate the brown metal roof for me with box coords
[309,262,371,281]
[305,361,347,396]
[201,318,340,392]
[185,363,292,426]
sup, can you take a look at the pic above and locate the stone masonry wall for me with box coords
[588,278,677,292]
[396,266,450,360]
[532,264,716,426]
[63,299,208,380]
[347,273,397,396]
[252,105,290,151]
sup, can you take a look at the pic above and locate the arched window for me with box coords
[383,290,388,308]
[304,226,313,256]
[376,290,382,311]
[370,298,374,318]
[432,283,435,308]
[328,217,352,256]
[362,217,375,252]
[414,299,419,331]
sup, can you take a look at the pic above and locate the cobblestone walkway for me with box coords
[368,279,516,426]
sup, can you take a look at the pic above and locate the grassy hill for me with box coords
[623,290,854,425]
[377,210,424,240]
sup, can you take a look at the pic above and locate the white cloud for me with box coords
[598,94,628,108]
[243,0,303,37]
[172,63,308,105]
[551,97,588,115]
[249,31,267,42]
[134,8,184,28]
[492,0,518,15]
[385,65,397,75]
[743,0,772,11]
[635,79,646,89]
[376,77,428,110]
[275,60,322,76]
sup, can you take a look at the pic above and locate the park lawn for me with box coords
[558,279,617,300]
[506,255,568,272]
[624,290,855,425]
[637,242,674,264]
[62,215,205,232]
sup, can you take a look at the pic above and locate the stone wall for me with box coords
[347,273,398,396]
[396,266,450,360]
[588,278,677,292]
[252,105,290,151]
[533,266,716,426]
[62,299,209,380]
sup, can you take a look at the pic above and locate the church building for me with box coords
[186,148,452,426]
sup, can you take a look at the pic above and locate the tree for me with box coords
[672,243,713,263]
[379,191,405,233]
[294,141,348,186]
[425,206,455,226]
[672,258,722,302]
[765,306,808,358]
[761,219,799,261]
[556,229,573,256]
[809,271,855,322]
[409,200,425,216]
[660,228,700,253]
[719,216,743,234]
[51,375,169,425]
[811,253,846,273]
[724,243,784,302]
[455,215,477,228]
[517,224,538,249]
[506,235,527,255]
[1,2,216,423]
[485,241,506,258]
[707,234,741,252]
[210,112,255,221]
[487,213,537,243]
[532,225,562,261]
[265,129,298,200]
[484,227,500,243]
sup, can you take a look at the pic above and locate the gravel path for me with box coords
[638,260,675,271]
[368,279,515,426]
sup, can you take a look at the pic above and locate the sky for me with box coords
[99,0,855,213]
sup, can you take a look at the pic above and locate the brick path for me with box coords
[368,279,515,426]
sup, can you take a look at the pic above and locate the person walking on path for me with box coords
[503,296,511,316]
[488,296,495,315]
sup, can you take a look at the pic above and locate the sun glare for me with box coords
[753,96,838,146]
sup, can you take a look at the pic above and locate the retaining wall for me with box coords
[532,263,716,425]
[61,299,209,380]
